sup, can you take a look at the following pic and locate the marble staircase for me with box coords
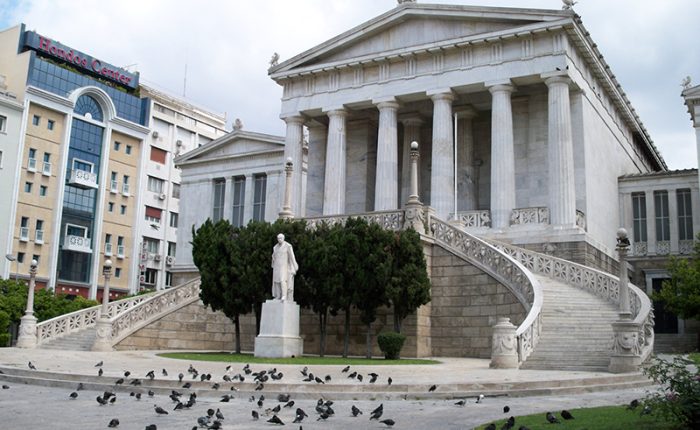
[38,327,96,351]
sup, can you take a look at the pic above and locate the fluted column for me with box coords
[400,115,423,206]
[456,107,478,211]
[544,75,576,226]
[374,99,400,211]
[323,109,348,215]
[428,90,455,219]
[488,82,515,230]
[283,115,305,216]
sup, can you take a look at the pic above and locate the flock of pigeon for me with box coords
[8,360,646,429]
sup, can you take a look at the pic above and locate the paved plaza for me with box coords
[0,348,656,429]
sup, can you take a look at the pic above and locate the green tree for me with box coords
[654,236,700,321]
[386,228,431,333]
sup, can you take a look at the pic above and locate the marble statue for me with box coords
[271,234,298,301]
[233,118,243,131]
[270,52,280,68]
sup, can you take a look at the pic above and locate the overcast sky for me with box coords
[1,0,698,170]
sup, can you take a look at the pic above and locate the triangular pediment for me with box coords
[175,130,284,165]
[271,3,570,77]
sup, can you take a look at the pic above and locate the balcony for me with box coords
[27,158,37,172]
[117,245,125,259]
[63,235,91,253]
[35,229,44,244]
[105,242,113,256]
[42,162,51,176]
[69,169,98,189]
[19,227,29,242]
[122,183,130,196]
[110,180,118,194]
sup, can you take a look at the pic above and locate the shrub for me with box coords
[643,355,700,428]
[0,310,9,347]
[377,331,406,360]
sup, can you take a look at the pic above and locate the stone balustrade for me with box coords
[304,210,405,231]
[510,207,549,225]
[452,210,491,227]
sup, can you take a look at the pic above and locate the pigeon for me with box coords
[284,400,295,408]
[300,366,308,376]
[69,391,78,399]
[197,416,211,428]
[115,378,124,385]
[182,382,191,389]
[296,407,309,418]
[502,416,515,430]
[267,415,284,425]
[504,406,510,413]
[103,391,115,401]
[278,394,291,403]
[211,383,220,390]
[348,371,357,379]
[130,379,142,386]
[545,412,559,424]
[161,369,168,376]
[627,399,639,410]
[77,383,84,391]
[517,426,531,430]
[251,410,259,420]
[1,385,8,389]
[314,376,324,384]
[178,373,184,382]
[342,365,350,373]
[380,419,395,427]
[484,424,496,430]
[110,396,117,404]
[454,399,466,407]
[476,394,485,403]
[95,361,104,367]
[148,390,155,397]
[324,375,332,382]
[108,418,120,428]
[98,368,104,377]
[96,396,108,406]
[28,361,36,370]
[146,370,155,380]
[369,373,378,383]
[388,377,392,386]
[357,374,363,382]
[154,405,169,415]
[561,410,574,420]
[641,405,652,415]
[216,409,224,420]
[370,404,384,420]
[207,408,215,417]
[220,395,233,402]
[428,384,437,392]
[208,421,222,430]
[257,398,264,408]
[135,393,142,400]
[255,383,264,391]
[173,402,184,411]
[351,405,363,416]
[272,404,281,414]
[145,425,156,430]
[124,371,131,378]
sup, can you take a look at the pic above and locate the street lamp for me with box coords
[5,254,16,282]
[616,228,631,319]
[92,259,113,352]
[16,259,38,348]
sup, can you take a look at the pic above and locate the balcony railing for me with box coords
[69,169,98,189]
[452,210,491,227]
[105,243,113,256]
[42,162,51,176]
[35,229,44,244]
[117,245,125,259]
[122,183,130,196]
[64,235,91,253]
[110,180,118,193]
[27,158,37,172]
[19,227,29,242]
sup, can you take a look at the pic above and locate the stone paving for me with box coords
[0,348,658,429]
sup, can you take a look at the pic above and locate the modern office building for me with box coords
[0,24,226,299]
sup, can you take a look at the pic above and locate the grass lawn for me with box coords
[688,352,700,365]
[475,405,680,430]
[157,352,439,365]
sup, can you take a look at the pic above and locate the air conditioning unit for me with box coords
[158,193,166,200]
[152,130,159,139]
[154,254,162,262]
[139,275,146,283]
[165,255,174,266]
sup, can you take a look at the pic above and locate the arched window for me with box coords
[74,95,103,122]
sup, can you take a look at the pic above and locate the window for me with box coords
[212,179,225,222]
[117,236,125,258]
[120,205,126,215]
[125,145,132,155]
[150,146,167,164]
[232,176,246,227]
[253,174,267,221]
[165,271,172,287]
[105,234,112,243]
[42,152,51,175]
[113,141,121,151]
[144,268,157,285]
[108,202,114,212]
[115,268,122,278]
[43,153,50,163]
[32,115,40,126]
[65,224,88,238]
[654,191,670,241]
[24,182,32,193]
[167,241,176,257]
[147,176,164,193]
[144,237,160,254]
[632,192,647,242]
[39,185,47,196]
[172,183,180,199]
[19,217,29,241]
[17,252,25,263]
[169,212,178,228]
[35,220,44,243]
[47,119,55,130]
[678,189,694,241]
[28,148,36,159]
[105,234,112,256]
[110,171,118,192]
[145,206,162,223]
[0,114,6,132]
[75,95,103,121]
[72,158,94,173]
[122,175,130,195]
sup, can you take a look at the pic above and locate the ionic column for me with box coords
[488,82,516,230]
[456,107,478,211]
[645,190,656,254]
[428,90,455,220]
[400,115,423,206]
[374,99,400,211]
[544,74,576,226]
[282,114,305,216]
[323,108,348,215]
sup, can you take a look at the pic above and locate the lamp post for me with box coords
[616,228,631,319]
[16,259,38,348]
[279,157,294,220]
[403,141,426,234]
[5,254,16,282]
[92,259,114,351]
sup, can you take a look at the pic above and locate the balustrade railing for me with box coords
[304,210,405,231]
[510,207,549,225]
[452,210,491,227]
[427,215,543,363]
[110,278,201,344]
[489,239,654,363]
[36,290,157,345]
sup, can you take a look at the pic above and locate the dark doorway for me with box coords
[652,277,679,334]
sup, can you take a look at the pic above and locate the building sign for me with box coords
[22,31,139,90]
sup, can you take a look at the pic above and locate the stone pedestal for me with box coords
[490,317,519,369]
[91,318,114,352]
[609,318,642,373]
[16,314,37,349]
[254,299,303,358]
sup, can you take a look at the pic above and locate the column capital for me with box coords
[373,98,400,110]
[427,89,455,102]
[280,113,305,124]
[541,72,572,87]
[486,80,515,94]
[322,106,348,117]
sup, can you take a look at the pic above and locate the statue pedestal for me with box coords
[254,299,303,358]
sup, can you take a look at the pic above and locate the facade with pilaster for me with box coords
[269,3,665,270]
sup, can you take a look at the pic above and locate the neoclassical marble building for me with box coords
[269,2,664,268]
